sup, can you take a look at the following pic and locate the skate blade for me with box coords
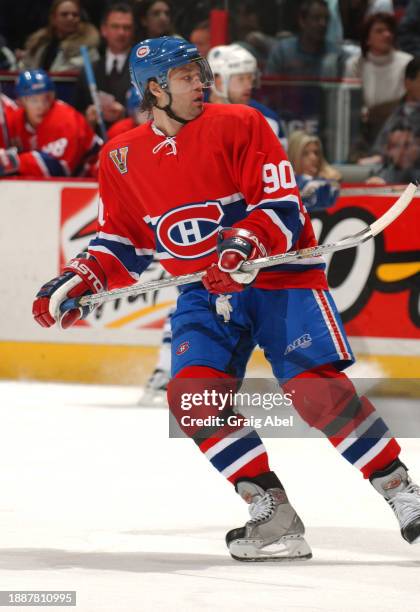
[229,534,312,562]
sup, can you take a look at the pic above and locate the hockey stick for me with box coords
[80,45,108,142]
[59,182,417,316]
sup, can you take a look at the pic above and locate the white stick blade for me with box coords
[370,183,417,236]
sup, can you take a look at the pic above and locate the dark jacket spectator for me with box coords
[73,3,134,129]
[22,0,100,72]
[266,0,348,78]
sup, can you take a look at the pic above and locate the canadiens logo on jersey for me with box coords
[155,201,224,259]
[109,147,129,174]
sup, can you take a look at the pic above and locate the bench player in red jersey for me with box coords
[0,70,101,178]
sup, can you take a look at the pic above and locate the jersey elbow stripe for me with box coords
[91,237,154,271]
[97,231,155,256]
[89,243,148,280]
[246,194,301,211]
[260,208,293,251]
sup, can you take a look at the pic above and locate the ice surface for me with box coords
[0,381,419,612]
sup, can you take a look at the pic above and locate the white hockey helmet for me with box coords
[207,44,258,99]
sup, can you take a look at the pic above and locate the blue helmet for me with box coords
[126,85,142,115]
[16,69,55,98]
[129,36,213,96]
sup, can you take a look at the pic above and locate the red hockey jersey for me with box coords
[89,103,327,290]
[7,99,101,177]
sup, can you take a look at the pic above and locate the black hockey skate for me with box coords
[226,472,312,561]
[370,459,420,544]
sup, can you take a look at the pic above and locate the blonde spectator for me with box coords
[288,130,341,211]
[22,0,100,72]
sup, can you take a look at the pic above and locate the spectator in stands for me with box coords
[346,12,412,156]
[0,70,101,178]
[266,0,347,78]
[134,0,175,41]
[346,13,412,106]
[229,0,279,69]
[360,56,420,163]
[366,122,420,183]
[398,0,420,56]
[73,3,134,131]
[288,130,341,210]
[189,21,211,58]
[21,0,100,72]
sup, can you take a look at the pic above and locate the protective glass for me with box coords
[167,57,214,94]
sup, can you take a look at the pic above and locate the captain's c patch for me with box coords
[109,146,129,174]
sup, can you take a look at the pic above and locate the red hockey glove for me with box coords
[0,147,19,176]
[202,227,270,294]
[32,253,106,329]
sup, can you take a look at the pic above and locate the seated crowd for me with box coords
[0,0,418,187]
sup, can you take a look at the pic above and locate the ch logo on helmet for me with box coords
[155,201,224,259]
[109,147,129,174]
[136,45,150,58]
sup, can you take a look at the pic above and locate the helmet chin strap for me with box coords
[156,91,190,125]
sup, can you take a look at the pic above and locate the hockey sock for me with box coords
[283,364,400,479]
[167,366,271,483]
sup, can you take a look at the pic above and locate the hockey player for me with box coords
[0,70,102,178]
[140,43,288,404]
[207,43,287,149]
[32,37,420,561]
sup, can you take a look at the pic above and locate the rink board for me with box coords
[0,179,419,387]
